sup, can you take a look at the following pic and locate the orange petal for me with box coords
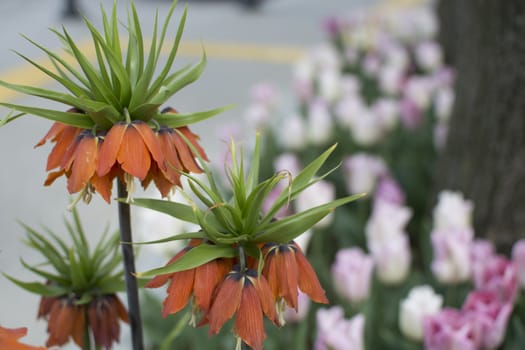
[162,269,195,317]
[35,122,65,147]
[45,126,81,170]
[235,281,265,350]
[170,131,203,173]
[158,130,183,185]
[146,249,187,288]
[294,246,328,304]
[90,171,115,203]
[117,126,151,180]
[179,126,209,161]
[262,248,280,298]
[132,121,165,170]
[194,260,226,312]
[67,135,98,194]
[252,274,278,325]
[208,272,243,335]
[70,306,86,347]
[97,123,126,177]
[0,326,46,350]
[113,296,129,323]
[277,247,299,310]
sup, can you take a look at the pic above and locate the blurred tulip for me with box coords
[371,233,411,284]
[374,176,405,205]
[423,308,482,350]
[512,239,525,289]
[433,191,474,231]
[331,248,374,304]
[415,41,443,72]
[463,290,513,349]
[307,99,333,145]
[343,153,387,195]
[315,307,364,350]
[399,285,443,341]
[473,254,518,304]
[431,228,473,283]
[279,113,307,150]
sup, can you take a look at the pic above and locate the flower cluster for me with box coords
[135,135,359,349]
[0,2,225,203]
[4,209,128,349]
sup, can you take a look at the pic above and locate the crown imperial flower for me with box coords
[0,1,225,202]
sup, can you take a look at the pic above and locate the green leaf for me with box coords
[3,274,67,296]
[130,198,198,225]
[149,50,206,106]
[147,4,187,99]
[61,27,121,107]
[20,259,71,286]
[20,33,91,92]
[11,50,88,97]
[254,194,364,243]
[0,103,94,129]
[0,110,24,127]
[68,248,88,290]
[261,144,338,225]
[153,105,233,128]
[136,243,236,277]
[131,231,207,245]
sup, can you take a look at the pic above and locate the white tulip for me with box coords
[399,285,443,341]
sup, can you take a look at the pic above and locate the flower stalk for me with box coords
[117,180,144,350]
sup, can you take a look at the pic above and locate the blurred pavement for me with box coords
[0,0,387,348]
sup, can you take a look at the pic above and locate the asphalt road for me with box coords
[0,0,383,348]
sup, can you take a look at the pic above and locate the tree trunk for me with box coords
[435,0,525,252]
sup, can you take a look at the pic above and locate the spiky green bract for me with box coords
[133,133,364,277]
[0,0,228,130]
[3,208,124,304]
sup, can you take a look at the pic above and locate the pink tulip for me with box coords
[423,308,482,350]
[463,290,513,349]
[331,248,374,304]
[473,254,518,304]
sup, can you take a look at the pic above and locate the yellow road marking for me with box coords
[0,0,424,102]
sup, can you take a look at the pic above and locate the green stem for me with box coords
[117,180,144,350]
[82,316,91,350]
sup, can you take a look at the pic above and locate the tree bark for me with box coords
[435,0,525,252]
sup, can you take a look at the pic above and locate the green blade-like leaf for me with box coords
[136,243,236,277]
[261,144,338,225]
[3,274,68,297]
[129,2,145,80]
[62,27,120,107]
[0,110,24,127]
[21,33,91,90]
[20,259,71,286]
[96,273,126,294]
[149,50,206,106]
[82,19,131,107]
[130,198,198,225]
[128,10,159,111]
[147,4,187,98]
[130,231,206,245]
[152,105,233,128]
[254,194,364,243]
[246,132,262,193]
[0,103,94,129]
[11,50,88,97]
[68,248,88,290]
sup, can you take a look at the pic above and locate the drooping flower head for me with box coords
[4,208,128,349]
[0,1,226,203]
[137,134,362,348]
